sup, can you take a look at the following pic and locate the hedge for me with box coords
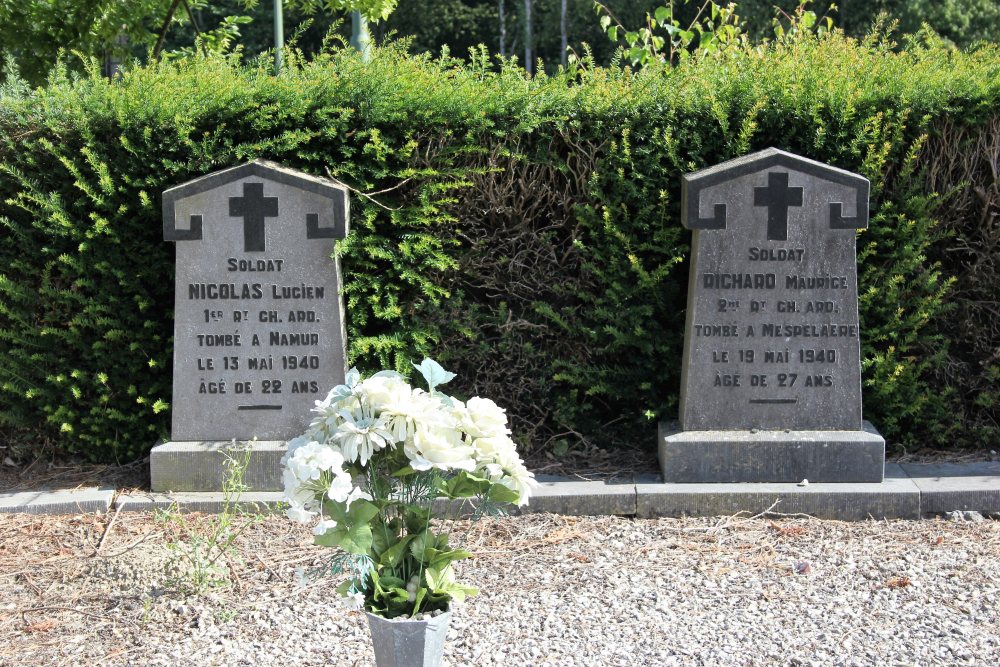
[1,32,998,462]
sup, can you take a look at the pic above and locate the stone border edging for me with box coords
[1,462,997,519]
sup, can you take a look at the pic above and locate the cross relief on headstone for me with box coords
[162,160,350,441]
[229,182,279,252]
[754,171,803,241]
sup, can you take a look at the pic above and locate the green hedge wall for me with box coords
[1,34,998,462]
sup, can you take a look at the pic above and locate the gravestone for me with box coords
[150,160,349,491]
[659,148,885,483]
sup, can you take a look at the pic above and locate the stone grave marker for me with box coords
[659,148,885,483]
[150,160,349,491]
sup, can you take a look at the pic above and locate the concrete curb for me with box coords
[0,487,115,515]
[115,491,286,514]
[901,462,1000,514]
[637,464,921,520]
[1,463,997,519]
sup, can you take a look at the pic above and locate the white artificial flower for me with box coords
[343,486,373,510]
[404,423,477,472]
[283,441,351,514]
[359,373,411,414]
[472,435,520,470]
[343,591,365,611]
[313,519,338,536]
[282,468,317,508]
[286,441,345,482]
[377,384,446,444]
[308,394,360,444]
[463,396,511,439]
[472,435,537,506]
[502,464,538,507]
[327,468,355,503]
[281,434,312,466]
[332,404,394,465]
[286,503,316,524]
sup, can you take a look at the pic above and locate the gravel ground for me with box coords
[0,509,998,667]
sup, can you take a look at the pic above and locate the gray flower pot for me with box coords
[365,610,452,667]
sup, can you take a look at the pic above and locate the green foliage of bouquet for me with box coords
[282,359,536,618]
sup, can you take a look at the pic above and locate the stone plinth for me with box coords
[658,420,885,483]
[150,440,286,492]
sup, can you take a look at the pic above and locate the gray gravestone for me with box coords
[659,148,885,483]
[150,160,349,491]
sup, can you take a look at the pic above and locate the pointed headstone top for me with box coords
[164,160,349,245]
[681,147,869,234]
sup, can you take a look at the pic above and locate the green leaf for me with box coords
[487,483,521,505]
[424,566,447,590]
[328,498,380,526]
[607,25,618,42]
[654,6,670,23]
[319,499,380,554]
[380,535,416,567]
[409,531,435,563]
[404,506,432,534]
[600,15,611,31]
[379,575,406,590]
[444,471,488,498]
[385,587,410,603]
[412,358,456,392]
[429,548,473,569]
[317,520,373,554]
[425,566,479,604]
[413,586,427,614]
[372,523,395,557]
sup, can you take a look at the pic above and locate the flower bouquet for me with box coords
[282,359,535,630]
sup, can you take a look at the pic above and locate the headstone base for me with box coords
[150,440,287,492]
[658,421,885,483]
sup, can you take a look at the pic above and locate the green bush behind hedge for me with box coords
[1,33,998,462]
